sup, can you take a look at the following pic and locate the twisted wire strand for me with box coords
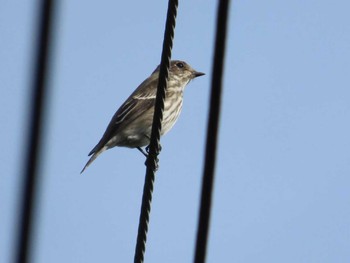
[134,1,178,262]
[16,0,56,262]
[194,0,231,262]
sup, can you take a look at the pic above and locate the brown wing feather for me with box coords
[88,72,159,156]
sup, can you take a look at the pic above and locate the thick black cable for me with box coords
[133,0,178,262]
[194,0,230,262]
[15,0,56,263]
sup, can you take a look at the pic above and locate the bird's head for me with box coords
[152,60,205,87]
[169,60,205,81]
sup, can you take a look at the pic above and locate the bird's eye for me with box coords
[176,62,184,68]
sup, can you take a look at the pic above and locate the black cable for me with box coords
[194,0,230,262]
[15,0,56,263]
[133,0,178,262]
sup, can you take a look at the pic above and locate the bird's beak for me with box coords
[193,71,205,78]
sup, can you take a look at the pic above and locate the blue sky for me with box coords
[1,0,350,262]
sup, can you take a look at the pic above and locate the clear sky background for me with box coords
[1,0,350,262]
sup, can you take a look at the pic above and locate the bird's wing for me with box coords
[88,73,159,156]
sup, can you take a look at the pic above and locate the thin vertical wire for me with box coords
[194,0,230,262]
[15,0,56,262]
[133,0,178,262]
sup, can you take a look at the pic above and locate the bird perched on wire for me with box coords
[81,60,204,173]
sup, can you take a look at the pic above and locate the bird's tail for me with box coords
[80,146,107,174]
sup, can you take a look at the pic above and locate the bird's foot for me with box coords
[143,144,162,171]
[137,147,159,170]
[145,144,162,155]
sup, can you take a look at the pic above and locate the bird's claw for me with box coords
[145,144,162,155]
[144,144,161,171]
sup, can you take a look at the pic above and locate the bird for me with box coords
[81,60,204,173]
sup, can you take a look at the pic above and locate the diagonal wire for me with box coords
[133,0,178,262]
[15,0,56,263]
[194,0,231,262]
